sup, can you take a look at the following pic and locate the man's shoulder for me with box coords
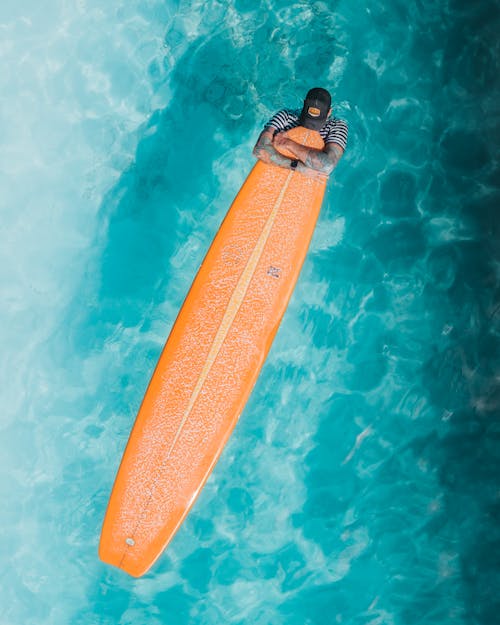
[323,116,349,149]
[325,116,348,129]
[264,108,301,130]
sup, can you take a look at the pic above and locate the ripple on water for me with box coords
[2,0,499,623]
[379,170,419,218]
[367,220,427,272]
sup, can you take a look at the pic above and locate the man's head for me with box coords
[299,87,332,130]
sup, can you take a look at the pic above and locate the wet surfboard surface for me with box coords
[99,127,327,577]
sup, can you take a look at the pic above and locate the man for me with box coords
[253,87,347,178]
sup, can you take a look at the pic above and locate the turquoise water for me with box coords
[1,0,499,623]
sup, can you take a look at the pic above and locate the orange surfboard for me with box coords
[99,127,327,576]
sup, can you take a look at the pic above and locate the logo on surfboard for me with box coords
[267,266,282,279]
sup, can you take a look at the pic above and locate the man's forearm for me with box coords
[304,146,341,175]
[295,162,327,180]
[253,133,293,168]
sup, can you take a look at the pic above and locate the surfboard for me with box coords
[98,126,327,576]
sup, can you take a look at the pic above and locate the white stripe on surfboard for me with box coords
[120,167,296,564]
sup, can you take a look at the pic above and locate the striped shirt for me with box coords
[264,108,348,150]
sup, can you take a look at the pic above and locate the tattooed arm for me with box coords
[273,133,344,175]
[252,129,294,168]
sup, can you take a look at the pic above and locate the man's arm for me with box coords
[252,129,294,169]
[274,134,344,175]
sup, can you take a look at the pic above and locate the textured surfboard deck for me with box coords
[99,127,327,576]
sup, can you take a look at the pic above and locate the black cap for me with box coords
[299,87,332,130]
